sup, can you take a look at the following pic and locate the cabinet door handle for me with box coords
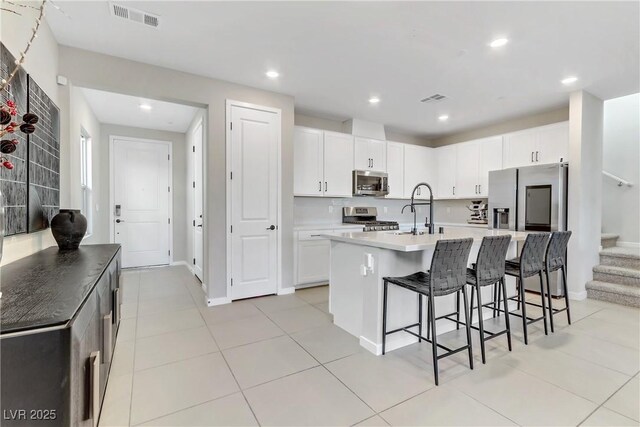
[453,186,455,196]
[88,351,100,425]
[319,181,322,192]
[478,184,481,194]
[324,181,327,192]
[103,312,113,363]
[113,288,121,323]
[372,158,374,168]
[531,152,534,162]
[536,151,539,162]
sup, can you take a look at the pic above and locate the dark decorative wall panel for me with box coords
[0,43,60,236]
[27,76,60,232]
[0,44,28,236]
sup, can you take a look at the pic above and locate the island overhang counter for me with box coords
[321,227,530,355]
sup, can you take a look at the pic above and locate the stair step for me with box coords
[600,233,620,249]
[592,265,640,286]
[600,246,640,269]
[586,280,640,308]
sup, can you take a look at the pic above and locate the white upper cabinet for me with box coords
[436,145,457,199]
[477,136,503,197]
[503,121,569,168]
[386,142,405,199]
[293,126,353,197]
[536,121,569,165]
[354,137,386,172]
[404,145,436,200]
[455,142,480,198]
[294,127,324,196]
[323,131,354,197]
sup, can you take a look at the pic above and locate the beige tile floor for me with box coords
[99,266,640,427]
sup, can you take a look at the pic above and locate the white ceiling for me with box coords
[81,87,200,133]
[50,1,639,138]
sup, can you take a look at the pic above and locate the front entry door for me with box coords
[112,138,170,268]
[229,104,280,299]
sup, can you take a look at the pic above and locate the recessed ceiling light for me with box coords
[139,103,152,111]
[438,115,449,121]
[489,38,509,48]
[369,97,380,104]
[561,76,578,85]
[266,70,279,78]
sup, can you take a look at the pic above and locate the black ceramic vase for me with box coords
[51,209,87,250]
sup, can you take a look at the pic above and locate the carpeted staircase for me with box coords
[586,234,640,307]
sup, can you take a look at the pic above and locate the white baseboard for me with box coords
[278,287,295,295]
[170,260,190,269]
[568,290,587,301]
[207,297,231,307]
[617,241,640,249]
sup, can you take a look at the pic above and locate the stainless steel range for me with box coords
[342,207,399,232]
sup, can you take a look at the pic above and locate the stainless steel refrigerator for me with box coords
[488,163,569,296]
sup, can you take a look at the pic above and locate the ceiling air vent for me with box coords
[110,2,160,28]
[420,94,447,103]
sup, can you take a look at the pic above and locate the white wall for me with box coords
[602,93,640,246]
[99,124,189,263]
[1,8,61,265]
[58,46,296,303]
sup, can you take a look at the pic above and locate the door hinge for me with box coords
[230,171,233,180]
[193,258,196,265]
[193,181,196,188]
[193,220,196,226]
[168,186,171,192]
[168,250,171,256]
[230,122,233,131]
[192,146,195,153]
[168,154,170,161]
[230,225,233,233]
[231,278,233,287]
[168,218,170,224]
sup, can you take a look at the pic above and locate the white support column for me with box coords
[567,91,604,300]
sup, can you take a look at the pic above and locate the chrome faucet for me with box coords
[401,182,435,235]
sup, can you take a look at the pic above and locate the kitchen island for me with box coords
[322,227,529,355]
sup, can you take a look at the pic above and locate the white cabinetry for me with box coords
[294,127,354,197]
[386,142,405,199]
[477,136,503,197]
[503,122,569,168]
[455,142,480,198]
[324,131,354,197]
[436,146,456,198]
[296,231,330,285]
[355,137,386,172]
[404,145,436,199]
[293,127,324,196]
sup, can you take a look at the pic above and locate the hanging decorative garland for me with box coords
[0,0,47,169]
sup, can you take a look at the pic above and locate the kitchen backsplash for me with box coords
[294,197,486,226]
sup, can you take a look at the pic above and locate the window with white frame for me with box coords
[80,131,92,237]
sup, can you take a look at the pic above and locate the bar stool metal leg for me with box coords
[418,294,423,342]
[456,291,461,330]
[382,280,388,355]
[545,269,555,333]
[428,294,439,385]
[469,285,475,325]
[538,272,549,335]
[501,278,512,351]
[462,285,474,370]
[475,283,487,364]
[519,275,529,345]
[562,266,571,324]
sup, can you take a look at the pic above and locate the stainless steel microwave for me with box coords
[352,170,389,197]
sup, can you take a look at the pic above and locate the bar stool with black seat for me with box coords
[503,233,550,345]
[466,235,513,364]
[382,238,474,386]
[543,231,572,332]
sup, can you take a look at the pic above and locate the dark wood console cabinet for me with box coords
[1,245,122,427]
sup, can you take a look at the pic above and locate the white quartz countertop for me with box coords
[321,228,529,252]
[294,222,487,232]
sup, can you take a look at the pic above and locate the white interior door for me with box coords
[192,120,204,281]
[112,138,170,268]
[230,104,279,300]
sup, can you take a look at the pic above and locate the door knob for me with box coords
[116,219,124,223]
[266,225,276,230]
